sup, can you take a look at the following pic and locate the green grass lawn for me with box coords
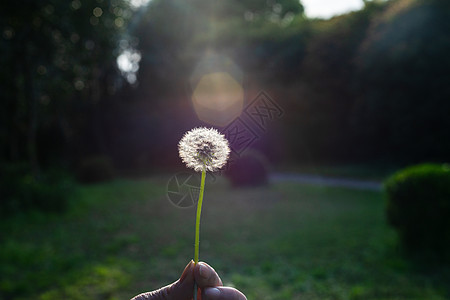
[1,176,449,299]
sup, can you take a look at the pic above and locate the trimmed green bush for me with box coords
[384,163,450,259]
[76,156,115,184]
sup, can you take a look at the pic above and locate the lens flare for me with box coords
[190,54,244,127]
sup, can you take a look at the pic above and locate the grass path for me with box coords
[269,172,382,191]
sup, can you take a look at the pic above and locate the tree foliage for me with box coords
[281,0,450,163]
[1,0,449,176]
[354,0,450,161]
[0,0,132,172]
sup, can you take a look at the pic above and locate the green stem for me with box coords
[193,169,206,300]
[194,169,206,263]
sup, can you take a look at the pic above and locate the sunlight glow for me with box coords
[302,0,364,19]
[117,49,141,84]
[128,0,151,9]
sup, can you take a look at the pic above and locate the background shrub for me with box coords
[0,163,74,215]
[225,152,269,187]
[76,156,115,184]
[384,163,450,260]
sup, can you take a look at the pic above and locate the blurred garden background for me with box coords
[1,0,450,299]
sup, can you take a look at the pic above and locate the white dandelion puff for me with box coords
[178,127,230,172]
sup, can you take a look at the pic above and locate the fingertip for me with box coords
[194,262,210,281]
[194,262,223,287]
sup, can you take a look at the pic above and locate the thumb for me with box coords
[131,260,195,300]
[166,260,197,299]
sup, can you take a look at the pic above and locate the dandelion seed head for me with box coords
[178,127,230,172]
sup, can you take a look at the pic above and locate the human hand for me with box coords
[130,260,247,300]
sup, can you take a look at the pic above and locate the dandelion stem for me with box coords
[193,169,206,300]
